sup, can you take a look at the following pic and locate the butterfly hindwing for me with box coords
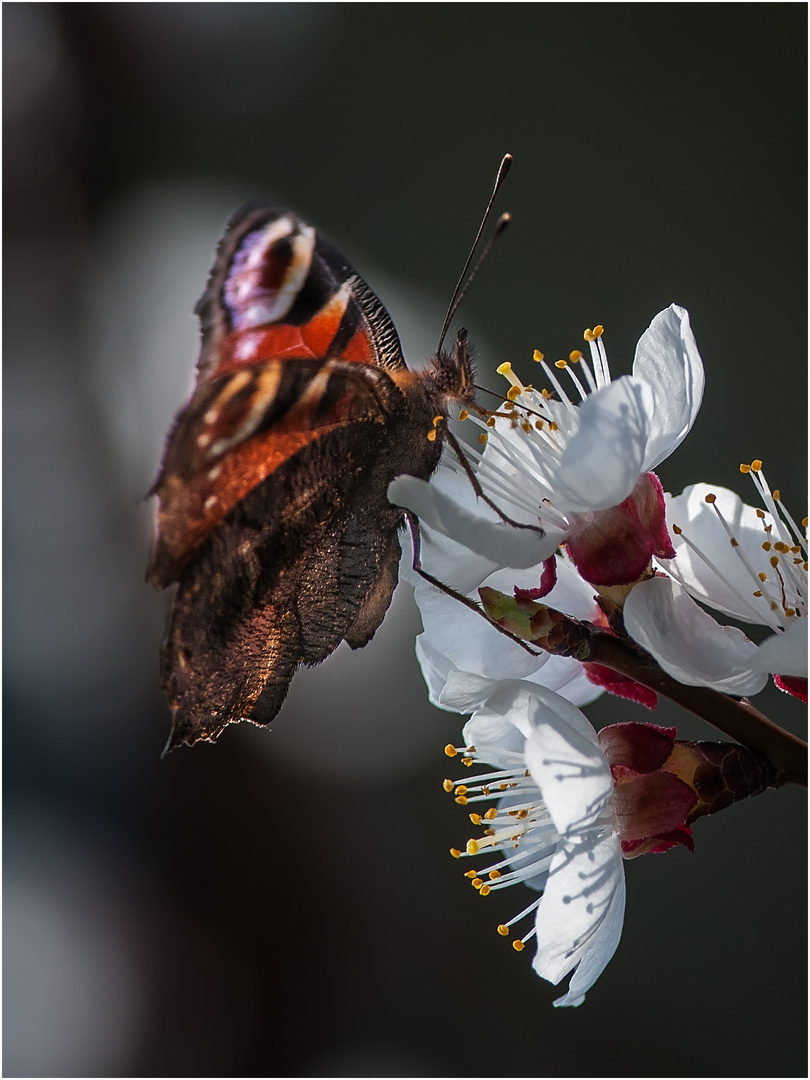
[161,411,410,748]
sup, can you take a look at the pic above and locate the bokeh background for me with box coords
[4,4,807,1077]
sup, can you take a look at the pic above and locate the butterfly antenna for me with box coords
[436,153,513,354]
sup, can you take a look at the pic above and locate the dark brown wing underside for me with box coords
[161,421,409,749]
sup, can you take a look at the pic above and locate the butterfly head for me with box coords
[428,326,477,410]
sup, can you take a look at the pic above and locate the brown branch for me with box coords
[548,616,807,789]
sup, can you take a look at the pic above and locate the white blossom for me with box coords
[625,469,807,692]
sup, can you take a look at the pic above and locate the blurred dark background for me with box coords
[4,4,807,1077]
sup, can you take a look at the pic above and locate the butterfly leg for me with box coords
[404,511,541,658]
[440,423,545,539]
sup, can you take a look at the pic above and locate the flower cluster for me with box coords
[390,305,806,1006]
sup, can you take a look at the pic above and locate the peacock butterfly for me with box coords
[148,195,489,750]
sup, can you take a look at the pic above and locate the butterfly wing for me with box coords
[160,403,409,749]
[150,206,443,747]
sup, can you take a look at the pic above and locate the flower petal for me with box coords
[553,377,654,512]
[530,829,625,1006]
[632,305,704,472]
[750,618,808,677]
[624,576,769,695]
[661,483,780,624]
[388,475,556,568]
[522,693,612,837]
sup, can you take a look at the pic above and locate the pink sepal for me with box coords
[514,555,558,601]
[622,825,694,858]
[597,721,676,773]
[773,674,808,702]
[611,770,697,842]
[585,664,658,709]
[565,472,675,585]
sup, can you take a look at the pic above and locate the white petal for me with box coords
[461,707,528,758]
[531,830,624,999]
[662,484,785,624]
[388,476,556,568]
[551,845,626,1008]
[624,576,769,695]
[750,619,808,677]
[399,466,501,593]
[552,377,653,512]
[632,305,705,472]
[523,717,612,837]
[412,579,548,685]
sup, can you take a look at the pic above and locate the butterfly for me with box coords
[148,196,490,750]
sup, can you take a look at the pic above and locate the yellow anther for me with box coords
[455,795,468,805]
[461,757,473,767]
[751,459,763,471]
[507,809,519,817]
[464,869,479,879]
[472,878,483,890]
[775,542,789,553]
[482,786,491,797]
[469,813,482,825]
[458,409,469,421]
[740,463,751,474]
[479,884,491,896]
[503,400,515,411]
[497,924,510,936]
[506,386,520,402]
[672,524,683,535]
[592,324,604,337]
[499,783,508,791]
[730,538,739,548]
[489,869,502,880]
[541,387,551,398]
[445,744,458,757]
[548,421,558,431]
[484,828,495,836]
[450,848,462,859]
[484,807,498,820]
[762,542,772,551]
[466,839,479,856]
[498,363,525,391]
[803,517,808,528]
[535,420,544,430]
[512,940,525,952]
[753,590,763,597]
[569,350,583,363]
[583,328,595,342]
[486,416,497,427]
[426,429,437,442]
[555,359,568,369]
[770,556,780,568]
[522,421,531,434]
[773,489,781,500]
[478,433,488,445]
[705,493,717,504]
[756,509,766,519]
[433,415,444,426]
[785,607,796,617]
[517,809,529,819]
[443,779,454,792]
[533,350,544,363]
[455,785,467,796]
[758,572,768,581]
